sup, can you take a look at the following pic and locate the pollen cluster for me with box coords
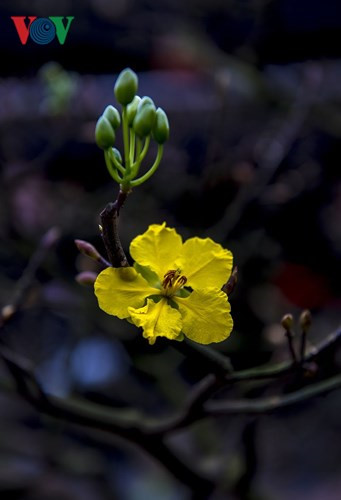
[162,269,187,296]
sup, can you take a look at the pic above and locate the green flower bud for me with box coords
[112,147,122,163]
[103,105,121,129]
[126,96,141,126]
[152,107,169,144]
[114,68,138,105]
[139,96,154,108]
[95,116,115,149]
[133,101,156,138]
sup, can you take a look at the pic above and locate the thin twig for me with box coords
[300,330,307,362]
[174,327,341,383]
[138,436,215,497]
[2,342,338,435]
[205,374,341,416]
[149,327,341,436]
[224,326,341,383]
[0,227,60,326]
[304,327,341,362]
[1,224,340,493]
[0,344,214,495]
[299,310,312,361]
[0,222,214,494]
[284,327,298,364]
[148,374,223,435]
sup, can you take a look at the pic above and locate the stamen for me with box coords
[162,270,179,289]
[177,276,187,286]
[162,269,187,294]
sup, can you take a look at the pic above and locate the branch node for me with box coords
[100,189,129,267]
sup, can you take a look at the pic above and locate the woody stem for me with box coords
[100,189,129,267]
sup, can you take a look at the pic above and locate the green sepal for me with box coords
[95,116,115,149]
[103,105,121,129]
[114,68,138,106]
[176,287,191,298]
[152,108,169,144]
[134,262,160,288]
[174,332,185,342]
[145,294,163,303]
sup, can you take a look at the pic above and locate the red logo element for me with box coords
[11,16,37,45]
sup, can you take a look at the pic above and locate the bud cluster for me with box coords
[280,309,313,364]
[95,68,169,192]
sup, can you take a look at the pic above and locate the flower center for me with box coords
[162,269,187,296]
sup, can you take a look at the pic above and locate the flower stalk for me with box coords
[95,68,169,194]
[281,313,298,364]
[299,309,312,361]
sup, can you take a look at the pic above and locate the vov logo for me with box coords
[11,16,74,45]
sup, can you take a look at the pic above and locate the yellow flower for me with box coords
[95,223,233,345]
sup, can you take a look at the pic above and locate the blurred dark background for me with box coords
[0,0,340,499]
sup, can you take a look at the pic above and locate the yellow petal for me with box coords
[176,237,233,289]
[130,223,182,279]
[175,288,233,344]
[128,298,182,345]
[94,267,156,319]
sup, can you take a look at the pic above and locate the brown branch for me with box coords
[3,340,339,436]
[149,327,341,436]
[225,326,341,383]
[150,373,341,436]
[137,436,215,497]
[2,318,339,442]
[147,374,223,435]
[0,327,339,491]
[0,344,214,495]
[100,189,129,267]
[172,327,341,384]
[205,373,341,417]
[1,224,340,493]
[0,224,214,494]
[150,372,341,435]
